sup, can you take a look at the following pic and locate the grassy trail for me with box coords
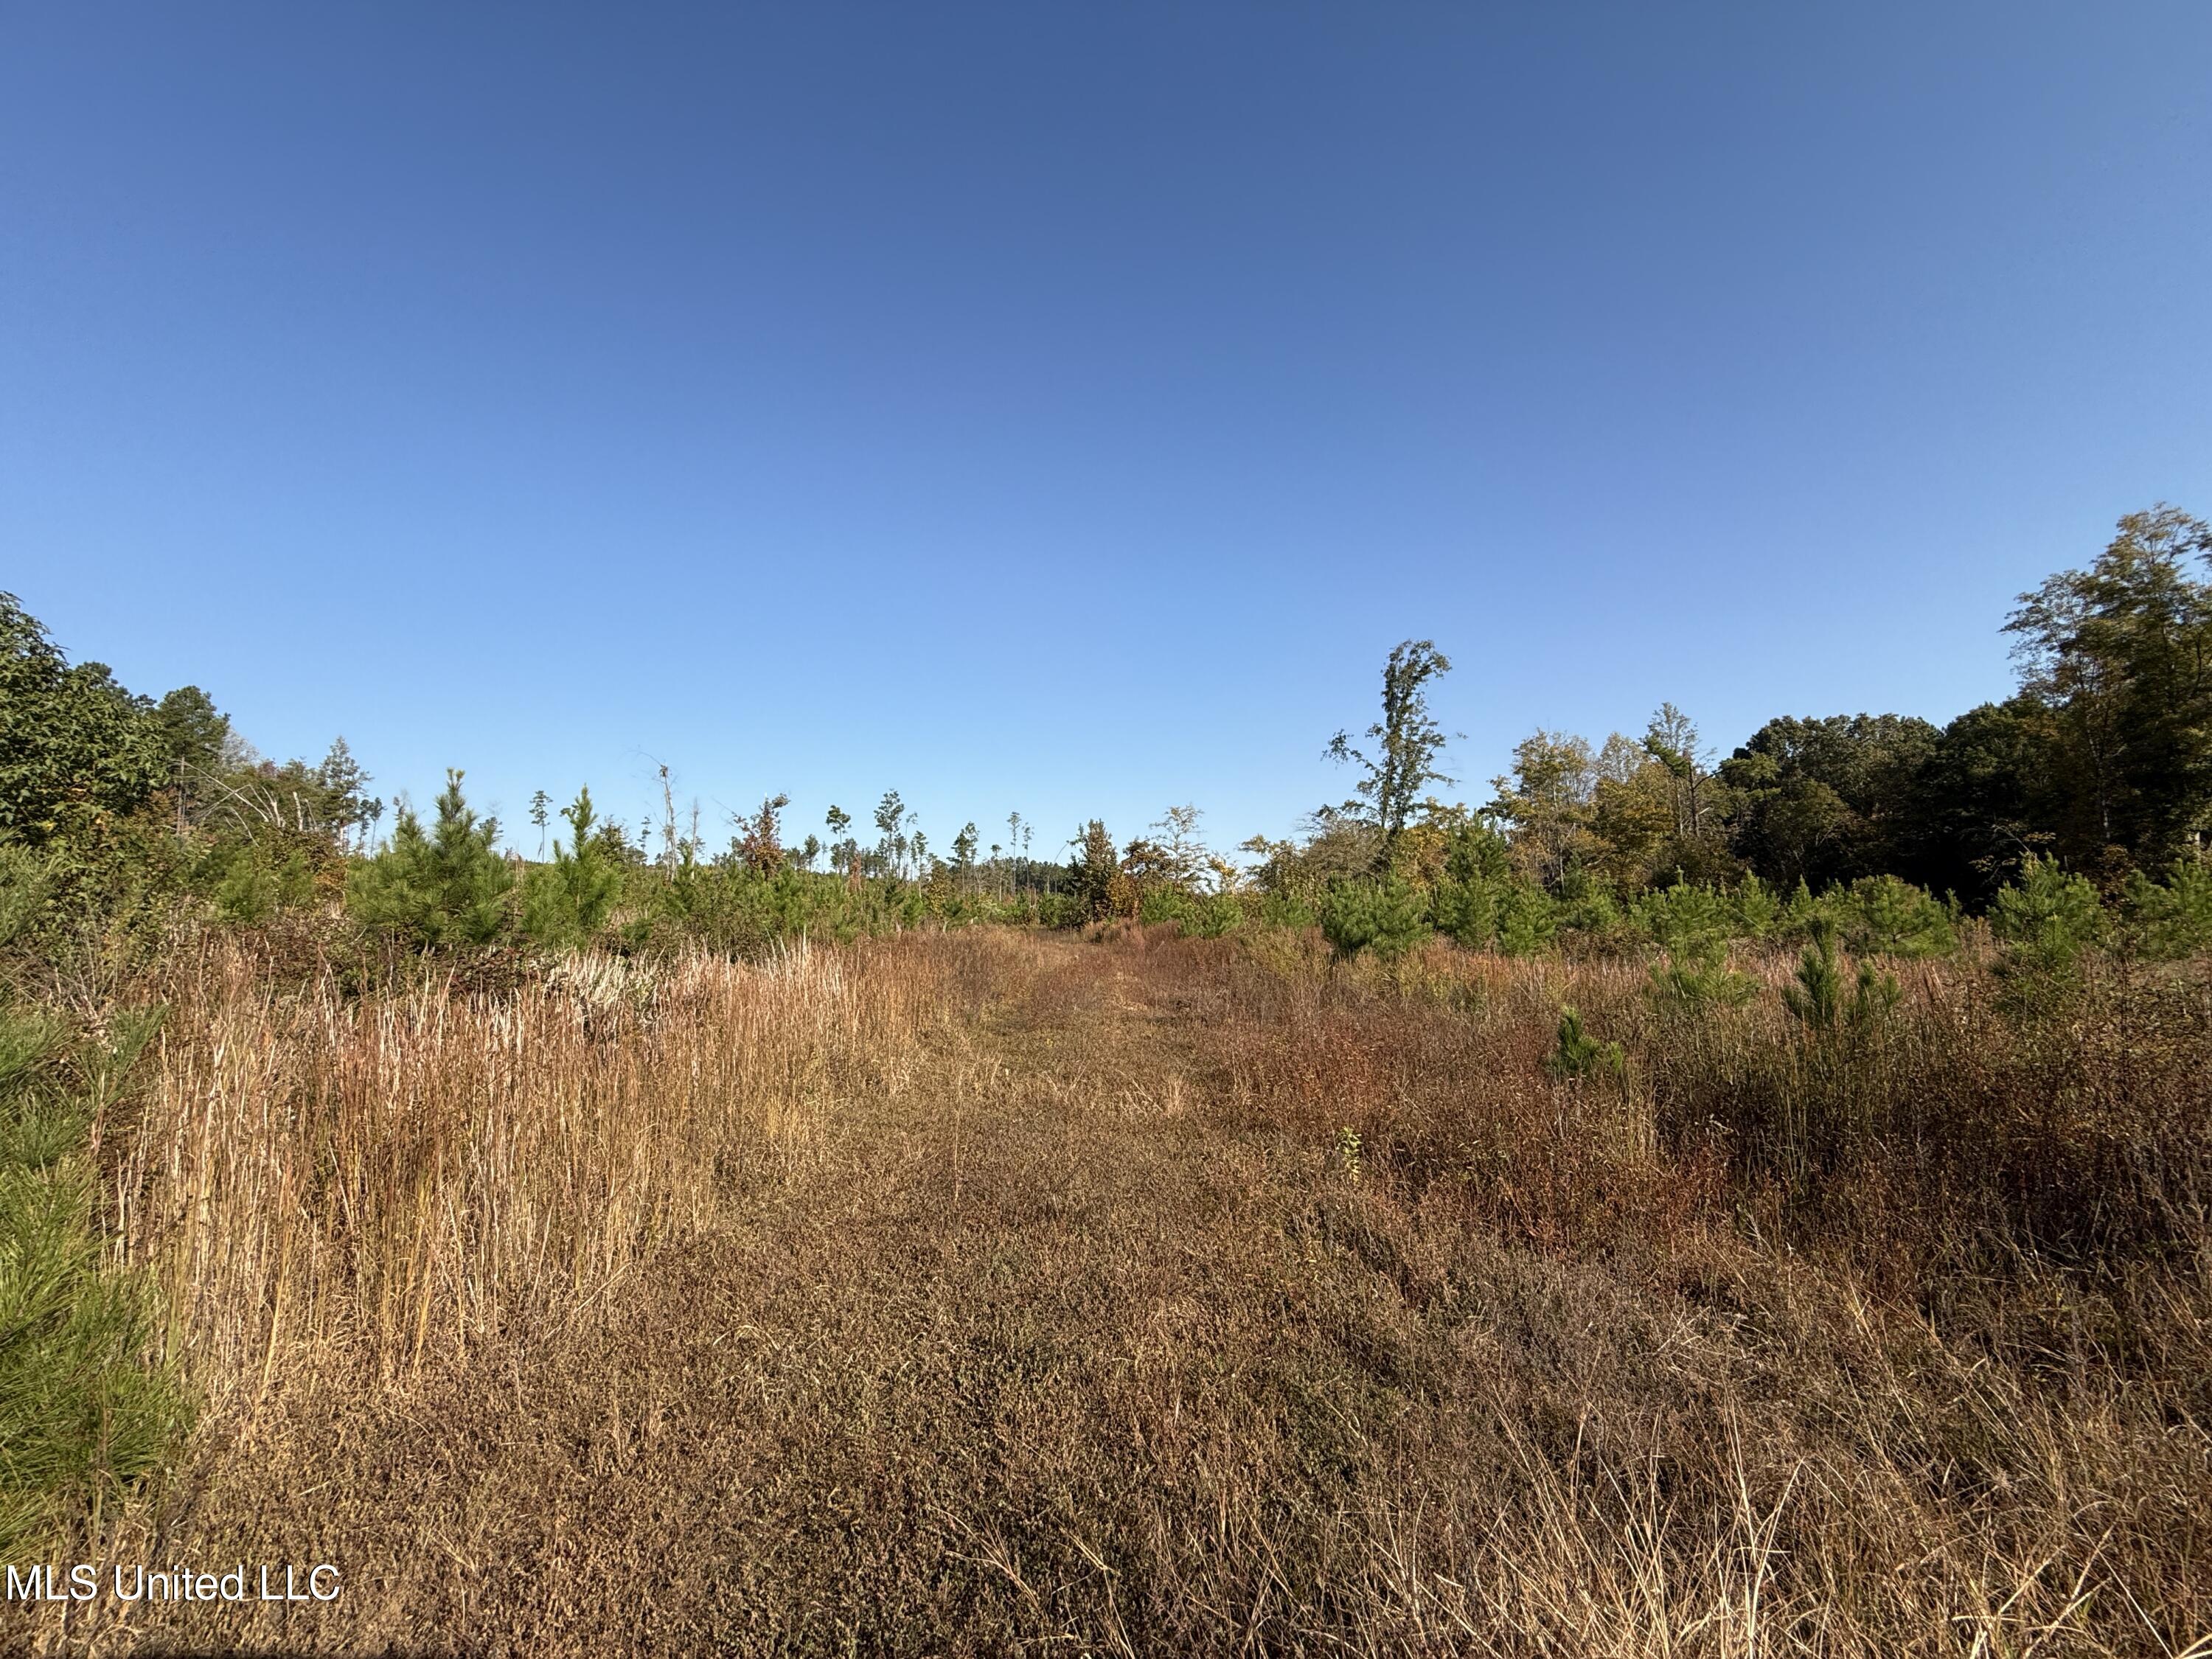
[51,937,1371,1655]
[21,930,2211,1656]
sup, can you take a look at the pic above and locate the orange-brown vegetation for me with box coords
[15,926,2211,1655]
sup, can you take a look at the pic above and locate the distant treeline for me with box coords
[3,504,2209,964]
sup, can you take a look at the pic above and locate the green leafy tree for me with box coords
[0,593,167,844]
[150,686,232,825]
[1719,714,1940,890]
[346,770,512,947]
[522,788,623,948]
[2003,505,2212,876]
[1326,640,1457,867]
[1909,695,2057,905]
[1489,730,1600,888]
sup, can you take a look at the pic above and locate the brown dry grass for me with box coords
[10,925,2211,1656]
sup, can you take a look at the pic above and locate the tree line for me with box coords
[3,504,2208,961]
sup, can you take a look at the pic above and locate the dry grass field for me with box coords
[10,925,2211,1656]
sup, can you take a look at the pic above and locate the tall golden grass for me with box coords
[112,933,977,1397]
[13,925,2209,1655]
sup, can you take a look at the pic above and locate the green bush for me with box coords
[0,844,55,949]
[199,837,316,926]
[1559,880,1623,940]
[1648,938,1756,1007]
[1732,874,1780,940]
[1630,883,1736,956]
[1137,886,1196,928]
[1184,891,1248,939]
[1781,919,1899,1035]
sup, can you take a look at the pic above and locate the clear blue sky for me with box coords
[5,4,2208,858]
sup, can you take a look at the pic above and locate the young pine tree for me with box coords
[1781,919,1899,1034]
[1991,854,2107,975]
[522,788,622,949]
[1319,874,1430,961]
[1545,1005,1624,1080]
[346,770,513,947]
[1068,821,1121,922]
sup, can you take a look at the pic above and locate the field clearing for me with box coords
[11,925,2212,1656]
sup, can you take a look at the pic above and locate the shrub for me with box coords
[1631,883,1736,956]
[1137,886,1196,928]
[0,843,55,948]
[1559,881,1623,940]
[202,837,316,926]
[1776,877,1826,941]
[1733,873,1779,940]
[1648,939,1756,1007]
[1184,891,1247,939]
[1782,919,1899,1035]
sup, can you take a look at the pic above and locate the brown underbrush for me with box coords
[12,925,2209,1655]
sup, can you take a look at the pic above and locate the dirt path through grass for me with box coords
[66,936,1374,1656]
[36,930,2211,1658]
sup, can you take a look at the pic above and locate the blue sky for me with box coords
[4,4,2208,859]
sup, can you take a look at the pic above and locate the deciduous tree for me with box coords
[1326,640,1457,867]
